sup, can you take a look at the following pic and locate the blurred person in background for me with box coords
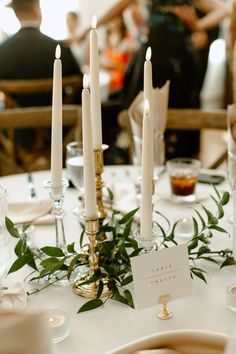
[0,0,82,170]
[77,0,230,159]
[66,10,88,69]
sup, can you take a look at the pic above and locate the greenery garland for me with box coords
[5,185,235,313]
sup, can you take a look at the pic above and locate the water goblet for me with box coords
[66,141,84,216]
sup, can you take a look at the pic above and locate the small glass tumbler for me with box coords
[166,157,201,202]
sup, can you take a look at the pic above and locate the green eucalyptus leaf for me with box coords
[67,242,76,254]
[5,217,20,238]
[14,238,27,257]
[201,205,217,225]
[123,220,133,240]
[106,186,114,202]
[112,292,129,305]
[121,275,133,286]
[8,255,33,274]
[212,184,221,200]
[194,209,206,229]
[198,256,219,265]
[41,246,65,257]
[78,298,103,313]
[192,217,198,236]
[123,289,134,308]
[40,258,61,267]
[221,191,230,206]
[79,228,85,248]
[208,225,227,233]
[96,280,104,299]
[188,238,198,251]
[67,254,80,279]
[220,257,236,268]
[129,248,143,257]
[118,208,139,225]
[191,267,207,283]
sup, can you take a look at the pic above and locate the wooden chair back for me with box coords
[0,105,82,176]
[0,75,82,108]
[118,108,227,168]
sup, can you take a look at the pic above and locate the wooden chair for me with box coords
[118,108,227,168]
[0,75,82,108]
[0,105,82,176]
[0,75,82,175]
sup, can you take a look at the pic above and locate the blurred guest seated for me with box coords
[0,0,82,171]
[0,0,82,107]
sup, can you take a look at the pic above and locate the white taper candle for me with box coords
[140,99,153,240]
[90,15,103,150]
[82,74,97,217]
[51,44,62,189]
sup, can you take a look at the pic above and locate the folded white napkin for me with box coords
[106,330,226,354]
[128,81,170,166]
[0,281,27,310]
[134,350,177,354]
[0,310,52,354]
[7,199,53,225]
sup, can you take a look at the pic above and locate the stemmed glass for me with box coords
[66,141,84,216]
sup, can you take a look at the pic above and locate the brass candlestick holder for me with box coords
[73,215,110,298]
[94,144,108,223]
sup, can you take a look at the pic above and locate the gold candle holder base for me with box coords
[157,294,173,320]
[73,274,110,298]
[94,144,109,223]
[72,215,110,299]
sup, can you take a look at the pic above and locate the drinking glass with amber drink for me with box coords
[167,158,201,202]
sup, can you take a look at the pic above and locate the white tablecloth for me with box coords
[1,166,235,354]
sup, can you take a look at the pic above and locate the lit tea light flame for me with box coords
[91,15,97,30]
[144,99,150,116]
[83,73,89,89]
[55,44,61,59]
[145,46,152,61]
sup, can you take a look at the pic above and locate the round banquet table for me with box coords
[1,165,236,354]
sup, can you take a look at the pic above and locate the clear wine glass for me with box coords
[66,141,84,216]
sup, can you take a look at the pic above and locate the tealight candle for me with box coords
[48,309,69,343]
[175,218,193,238]
[226,284,236,312]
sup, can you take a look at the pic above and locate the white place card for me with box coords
[131,244,192,310]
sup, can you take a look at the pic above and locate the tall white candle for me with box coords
[140,100,153,240]
[90,15,102,150]
[51,44,62,189]
[82,74,97,217]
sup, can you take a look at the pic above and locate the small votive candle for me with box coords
[226,284,236,312]
[48,309,69,343]
[175,218,193,238]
